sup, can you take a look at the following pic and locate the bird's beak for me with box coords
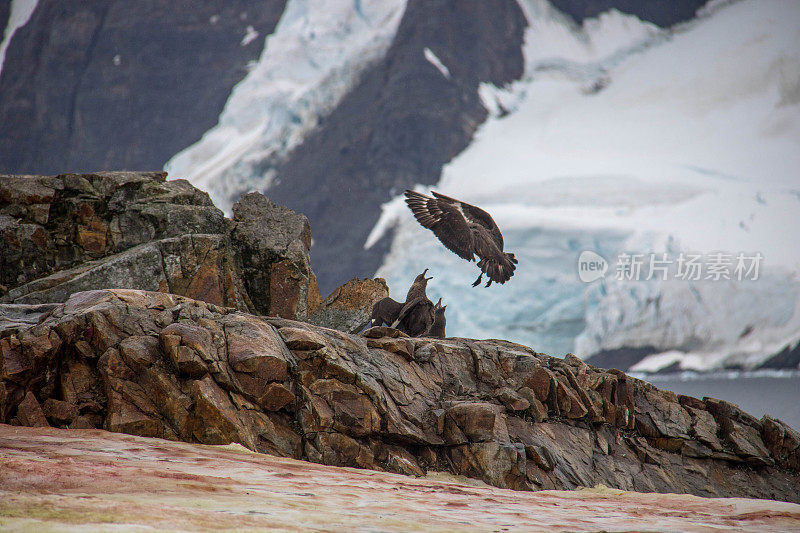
[423,268,432,280]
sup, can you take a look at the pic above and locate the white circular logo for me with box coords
[578,250,608,282]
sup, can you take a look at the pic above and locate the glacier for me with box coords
[374,0,800,369]
[164,0,407,215]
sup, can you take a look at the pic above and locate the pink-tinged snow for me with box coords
[165,0,407,214]
[374,0,800,369]
[3,425,800,532]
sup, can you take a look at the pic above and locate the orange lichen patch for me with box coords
[2,424,799,532]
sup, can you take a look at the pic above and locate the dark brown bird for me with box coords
[392,269,435,336]
[369,297,403,328]
[404,190,518,287]
[424,298,446,338]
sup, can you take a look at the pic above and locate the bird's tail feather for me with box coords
[478,252,517,284]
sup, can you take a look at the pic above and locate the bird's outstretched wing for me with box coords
[404,190,475,261]
[431,191,503,248]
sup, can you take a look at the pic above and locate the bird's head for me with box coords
[414,268,433,284]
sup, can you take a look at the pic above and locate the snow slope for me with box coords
[165,0,407,215]
[374,0,800,369]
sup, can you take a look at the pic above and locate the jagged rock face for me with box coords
[0,172,320,321]
[0,1,287,174]
[2,289,798,501]
[228,192,321,318]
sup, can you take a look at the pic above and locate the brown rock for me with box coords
[0,335,29,382]
[189,376,247,447]
[678,394,706,410]
[308,277,389,333]
[230,192,320,320]
[497,387,530,412]
[446,402,509,443]
[555,376,587,419]
[225,319,291,382]
[366,337,414,361]
[105,395,162,438]
[1,173,327,322]
[720,418,772,465]
[278,327,327,351]
[308,379,380,438]
[42,398,78,425]
[761,415,800,470]
[517,387,548,422]
[687,406,723,452]
[704,397,763,430]
[68,415,97,429]
[635,388,691,439]
[118,335,159,371]
[523,366,552,405]
[362,326,409,339]
[259,382,296,412]
[16,391,50,427]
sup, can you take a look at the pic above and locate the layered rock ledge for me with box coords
[2,289,798,502]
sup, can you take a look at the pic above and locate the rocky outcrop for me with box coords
[0,172,320,321]
[2,289,798,502]
[4,425,800,532]
[307,277,389,333]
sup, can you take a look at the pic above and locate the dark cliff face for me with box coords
[0,0,286,174]
[0,5,10,41]
[267,0,528,294]
[550,0,708,27]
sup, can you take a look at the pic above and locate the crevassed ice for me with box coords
[374,0,800,369]
[165,0,407,214]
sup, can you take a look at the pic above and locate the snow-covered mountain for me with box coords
[374,0,800,370]
[3,0,798,371]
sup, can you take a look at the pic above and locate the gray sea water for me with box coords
[637,371,800,431]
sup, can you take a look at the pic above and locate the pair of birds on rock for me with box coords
[370,269,446,338]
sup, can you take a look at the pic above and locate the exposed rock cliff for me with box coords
[2,289,798,502]
[0,172,320,320]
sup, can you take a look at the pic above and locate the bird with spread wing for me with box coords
[404,190,517,287]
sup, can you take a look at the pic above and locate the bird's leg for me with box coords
[472,273,483,287]
[484,278,492,288]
